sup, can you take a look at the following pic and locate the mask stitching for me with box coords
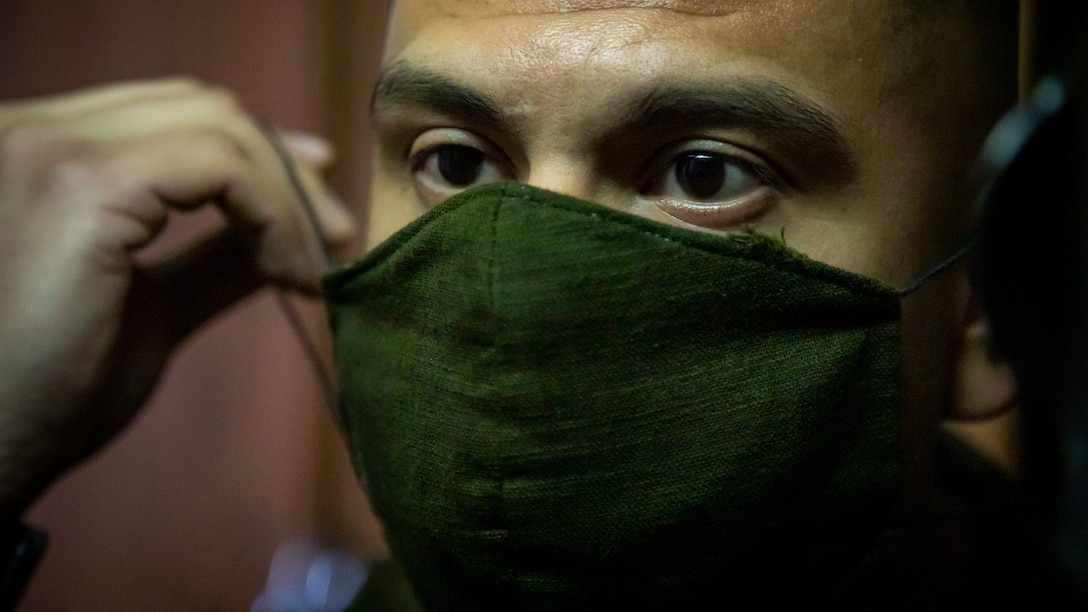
[489,184,512,539]
[501,184,963,299]
[494,183,900,302]
[328,183,897,306]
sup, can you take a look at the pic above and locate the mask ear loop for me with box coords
[895,73,1064,299]
[897,241,976,297]
[257,121,347,429]
[258,121,340,269]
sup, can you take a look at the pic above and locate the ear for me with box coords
[948,315,1018,421]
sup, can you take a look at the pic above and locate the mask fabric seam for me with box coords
[490,184,509,547]
[326,183,897,304]
[506,185,899,304]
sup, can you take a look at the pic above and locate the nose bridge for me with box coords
[525,155,599,203]
[503,21,638,207]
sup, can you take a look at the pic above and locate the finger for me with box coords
[316,193,357,247]
[292,170,357,251]
[37,83,256,144]
[258,127,357,254]
[46,87,354,251]
[279,128,335,167]
[9,86,346,288]
[45,87,341,227]
[149,132,334,290]
[38,130,332,292]
[17,78,204,121]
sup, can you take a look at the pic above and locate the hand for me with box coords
[0,79,355,516]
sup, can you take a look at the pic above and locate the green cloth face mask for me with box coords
[324,183,905,609]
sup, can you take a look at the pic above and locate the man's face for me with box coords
[367,0,1014,482]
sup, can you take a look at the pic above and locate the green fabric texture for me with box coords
[325,183,904,609]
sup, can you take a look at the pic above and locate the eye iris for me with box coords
[676,152,725,200]
[437,146,485,186]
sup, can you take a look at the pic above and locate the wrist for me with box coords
[0,413,67,520]
[0,518,47,611]
[0,417,52,607]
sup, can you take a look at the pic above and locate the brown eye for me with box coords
[640,141,781,229]
[433,145,487,186]
[409,129,514,208]
[662,150,762,203]
[416,143,507,192]
[676,152,730,200]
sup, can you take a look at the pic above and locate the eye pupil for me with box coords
[676,152,726,199]
[437,146,485,186]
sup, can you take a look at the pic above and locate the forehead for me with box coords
[385,0,917,84]
[394,0,746,16]
[384,0,934,133]
[387,0,902,34]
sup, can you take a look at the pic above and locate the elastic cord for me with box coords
[257,122,345,428]
[898,241,976,297]
[257,120,340,269]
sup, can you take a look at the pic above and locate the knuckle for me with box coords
[155,79,250,123]
[194,127,250,166]
[37,148,104,198]
[125,76,206,98]
[0,118,81,174]
[0,118,60,160]
[158,76,205,92]
[199,86,246,118]
[0,121,110,199]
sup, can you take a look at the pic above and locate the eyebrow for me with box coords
[372,63,857,181]
[625,84,857,180]
[372,63,504,129]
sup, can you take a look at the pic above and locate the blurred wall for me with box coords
[0,1,391,609]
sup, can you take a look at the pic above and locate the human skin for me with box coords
[368,0,1019,504]
[0,81,354,516]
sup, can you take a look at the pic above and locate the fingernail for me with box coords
[281,130,334,166]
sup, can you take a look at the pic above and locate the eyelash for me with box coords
[404,130,787,229]
[408,141,514,201]
[639,143,783,195]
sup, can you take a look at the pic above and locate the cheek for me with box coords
[366,171,425,249]
[827,103,979,288]
[896,268,972,465]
